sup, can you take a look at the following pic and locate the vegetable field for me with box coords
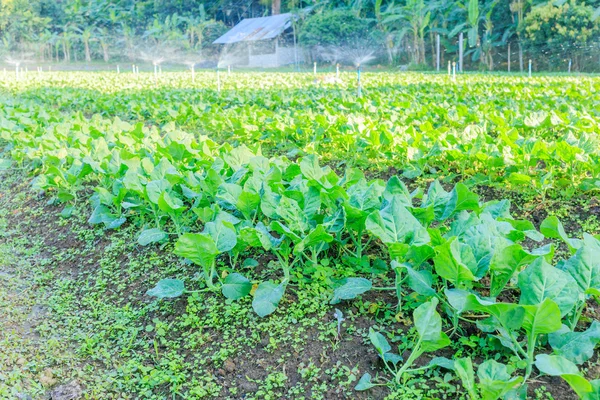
[1,71,600,399]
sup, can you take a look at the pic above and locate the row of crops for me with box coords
[5,72,600,195]
[1,72,600,398]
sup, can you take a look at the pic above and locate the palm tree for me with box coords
[383,0,432,65]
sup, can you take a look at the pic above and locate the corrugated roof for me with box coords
[213,13,293,44]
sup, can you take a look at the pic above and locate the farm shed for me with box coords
[213,13,302,68]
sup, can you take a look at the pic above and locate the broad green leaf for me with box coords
[549,321,600,365]
[221,273,252,300]
[252,281,285,317]
[365,195,430,247]
[434,238,477,286]
[535,354,580,376]
[413,297,450,351]
[138,228,167,246]
[216,183,243,208]
[540,216,582,253]
[276,196,310,233]
[383,176,411,204]
[294,224,333,254]
[428,357,456,370]
[368,327,392,356]
[355,373,375,391]
[237,191,261,219]
[145,179,170,204]
[174,233,219,267]
[440,183,479,221]
[477,360,523,400]
[146,279,185,299]
[331,277,372,304]
[534,356,595,399]
[203,220,237,252]
[521,298,562,337]
[454,358,478,400]
[158,191,185,213]
[400,263,436,296]
[518,258,578,316]
[489,243,535,297]
[300,154,325,183]
[445,289,525,330]
[562,234,600,298]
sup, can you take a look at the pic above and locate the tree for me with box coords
[521,0,600,70]
[382,0,432,65]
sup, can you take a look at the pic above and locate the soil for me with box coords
[0,170,590,399]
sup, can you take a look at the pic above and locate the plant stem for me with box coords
[394,341,422,385]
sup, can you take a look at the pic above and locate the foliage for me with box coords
[521,0,600,69]
[1,71,600,397]
[299,9,377,48]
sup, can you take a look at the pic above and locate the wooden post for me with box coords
[436,34,440,72]
[458,32,464,72]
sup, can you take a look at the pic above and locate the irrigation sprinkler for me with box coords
[528,59,532,78]
[313,62,317,76]
[336,63,340,79]
[357,64,362,98]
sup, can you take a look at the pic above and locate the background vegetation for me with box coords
[2,0,600,71]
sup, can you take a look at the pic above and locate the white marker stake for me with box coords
[452,62,456,81]
[528,59,532,78]
[191,65,195,83]
[568,59,572,73]
[132,64,135,74]
[228,65,231,75]
[448,61,451,76]
[117,65,120,73]
[336,63,340,79]
[313,62,316,76]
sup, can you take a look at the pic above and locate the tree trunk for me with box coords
[272,0,281,15]
[84,39,91,62]
[420,34,426,65]
[436,34,440,71]
[458,32,464,72]
[101,42,109,62]
[518,41,523,72]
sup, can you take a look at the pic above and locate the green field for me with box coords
[1,71,599,399]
